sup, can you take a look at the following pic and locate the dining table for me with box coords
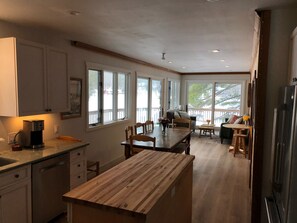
[121,126,192,159]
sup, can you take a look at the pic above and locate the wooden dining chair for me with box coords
[134,122,146,135]
[129,134,156,156]
[172,118,191,154]
[125,126,134,140]
[172,118,191,130]
[145,120,154,133]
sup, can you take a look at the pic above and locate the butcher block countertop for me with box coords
[63,150,195,223]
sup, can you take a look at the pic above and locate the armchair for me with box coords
[219,115,244,144]
[219,122,233,144]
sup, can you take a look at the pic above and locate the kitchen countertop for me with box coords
[0,139,89,173]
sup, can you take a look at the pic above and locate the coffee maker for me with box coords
[23,120,44,148]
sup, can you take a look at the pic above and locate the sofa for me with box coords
[219,115,244,144]
[166,110,196,131]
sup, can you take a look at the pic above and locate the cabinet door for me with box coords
[47,48,69,112]
[17,40,47,116]
[0,180,32,223]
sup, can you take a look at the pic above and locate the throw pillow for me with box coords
[178,111,190,119]
[234,117,243,124]
[228,115,239,124]
[174,111,181,119]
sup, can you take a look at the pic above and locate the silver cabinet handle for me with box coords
[40,161,66,173]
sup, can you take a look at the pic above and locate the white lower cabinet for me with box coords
[70,147,87,189]
[0,165,31,223]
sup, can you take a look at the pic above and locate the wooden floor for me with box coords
[191,132,251,223]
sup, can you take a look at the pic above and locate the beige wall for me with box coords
[0,20,180,169]
[261,7,297,223]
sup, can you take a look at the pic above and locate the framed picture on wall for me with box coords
[61,78,82,119]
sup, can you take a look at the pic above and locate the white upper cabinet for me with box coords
[0,37,69,116]
[289,27,297,85]
[46,47,69,113]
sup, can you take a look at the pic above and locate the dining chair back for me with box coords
[129,134,156,156]
[134,122,146,135]
[172,118,191,130]
[125,126,134,140]
[145,120,154,133]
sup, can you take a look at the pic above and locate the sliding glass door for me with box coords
[136,77,163,123]
[214,83,241,124]
[187,81,242,126]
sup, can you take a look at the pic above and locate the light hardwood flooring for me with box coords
[191,132,251,223]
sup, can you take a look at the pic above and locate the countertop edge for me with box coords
[0,140,90,174]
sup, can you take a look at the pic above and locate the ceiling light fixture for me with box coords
[70,10,80,16]
[212,49,220,53]
[225,65,230,68]
[206,0,220,2]
[162,53,166,60]
[220,59,225,62]
[168,61,172,64]
[182,66,186,69]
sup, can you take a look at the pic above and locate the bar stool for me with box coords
[233,132,248,157]
[87,160,100,180]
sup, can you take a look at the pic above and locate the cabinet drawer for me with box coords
[70,147,86,163]
[70,171,86,189]
[0,165,31,189]
[70,159,86,176]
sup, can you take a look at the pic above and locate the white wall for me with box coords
[261,7,297,223]
[0,20,180,169]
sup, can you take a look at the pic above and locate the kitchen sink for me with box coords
[0,157,17,167]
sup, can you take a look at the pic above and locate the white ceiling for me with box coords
[0,0,296,73]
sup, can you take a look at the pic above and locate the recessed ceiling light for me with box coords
[225,65,230,68]
[69,10,80,16]
[168,61,172,64]
[220,59,225,62]
[182,66,186,69]
[212,49,220,53]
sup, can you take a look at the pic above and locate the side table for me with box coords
[198,124,215,138]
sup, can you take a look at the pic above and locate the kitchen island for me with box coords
[63,150,195,223]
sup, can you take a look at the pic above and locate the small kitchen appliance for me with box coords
[23,120,44,148]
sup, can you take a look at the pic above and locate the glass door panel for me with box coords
[151,80,162,123]
[214,83,241,125]
[136,78,149,122]
[187,82,213,125]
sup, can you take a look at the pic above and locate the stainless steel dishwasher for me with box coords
[32,154,70,223]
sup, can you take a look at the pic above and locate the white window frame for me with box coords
[185,80,246,126]
[167,78,180,110]
[136,74,165,123]
[86,62,130,130]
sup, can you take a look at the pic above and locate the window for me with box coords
[136,77,163,123]
[168,79,180,109]
[187,81,242,126]
[87,64,129,128]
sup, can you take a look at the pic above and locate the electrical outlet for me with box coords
[8,132,17,144]
[54,125,59,134]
